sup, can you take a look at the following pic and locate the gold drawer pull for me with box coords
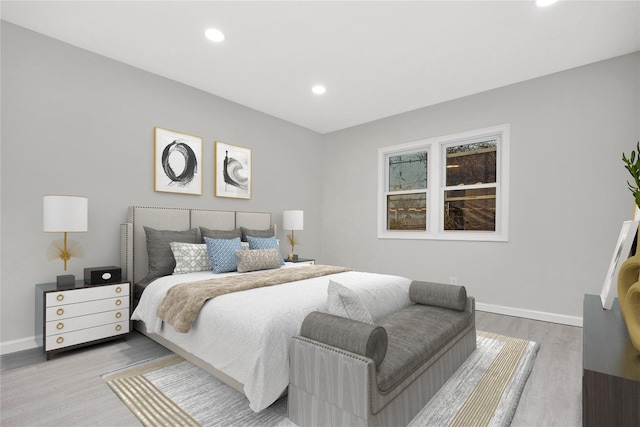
[56,294,64,301]
[56,322,64,330]
[56,336,64,344]
[56,308,64,316]
[115,312,122,319]
[115,299,122,306]
[115,286,122,293]
[115,324,122,332]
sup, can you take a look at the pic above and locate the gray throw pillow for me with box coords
[240,226,275,242]
[199,226,242,242]
[144,226,198,282]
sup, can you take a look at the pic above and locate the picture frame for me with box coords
[154,127,203,195]
[601,220,639,309]
[214,141,251,199]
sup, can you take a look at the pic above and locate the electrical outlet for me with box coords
[449,276,458,285]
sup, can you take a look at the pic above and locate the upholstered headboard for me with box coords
[120,206,273,285]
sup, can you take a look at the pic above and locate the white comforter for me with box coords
[131,264,412,412]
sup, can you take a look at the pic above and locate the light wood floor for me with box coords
[1,312,582,426]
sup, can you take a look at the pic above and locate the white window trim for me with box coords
[378,124,510,242]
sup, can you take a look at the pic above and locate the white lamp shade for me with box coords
[43,195,88,232]
[283,210,304,231]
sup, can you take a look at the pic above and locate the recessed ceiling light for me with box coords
[536,0,558,7]
[312,85,326,95]
[205,28,225,43]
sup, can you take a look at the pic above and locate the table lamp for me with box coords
[283,209,303,261]
[43,195,88,275]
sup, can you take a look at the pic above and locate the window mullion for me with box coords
[430,143,440,234]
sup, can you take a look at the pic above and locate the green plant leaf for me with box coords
[622,142,640,209]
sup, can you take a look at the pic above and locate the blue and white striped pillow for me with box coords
[204,236,242,273]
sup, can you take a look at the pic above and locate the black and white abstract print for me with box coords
[215,141,251,199]
[154,127,203,195]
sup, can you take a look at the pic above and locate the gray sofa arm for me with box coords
[409,281,467,311]
[300,311,388,367]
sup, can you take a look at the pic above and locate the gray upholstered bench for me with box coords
[288,281,476,427]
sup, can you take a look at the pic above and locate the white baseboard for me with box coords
[476,302,583,327]
[1,336,38,355]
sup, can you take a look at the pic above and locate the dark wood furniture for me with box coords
[582,294,640,427]
[287,257,315,265]
[35,280,131,360]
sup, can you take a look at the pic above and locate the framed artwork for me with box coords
[154,127,202,195]
[215,141,251,199]
[601,220,639,309]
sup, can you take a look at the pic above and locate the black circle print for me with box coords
[161,140,198,186]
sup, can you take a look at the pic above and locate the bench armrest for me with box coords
[300,311,388,367]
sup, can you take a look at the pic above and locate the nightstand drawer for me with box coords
[45,308,129,336]
[46,297,129,320]
[46,283,129,306]
[45,321,130,351]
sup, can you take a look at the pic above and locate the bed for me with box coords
[121,206,413,412]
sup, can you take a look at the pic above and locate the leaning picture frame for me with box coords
[154,127,203,195]
[214,141,251,199]
[601,220,639,309]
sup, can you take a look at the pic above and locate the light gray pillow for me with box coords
[144,226,198,282]
[170,242,211,274]
[236,248,282,273]
[327,280,374,324]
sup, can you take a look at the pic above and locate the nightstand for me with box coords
[35,280,131,360]
[287,258,315,265]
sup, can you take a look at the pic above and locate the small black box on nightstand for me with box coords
[84,266,121,285]
[56,274,76,289]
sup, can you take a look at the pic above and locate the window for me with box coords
[378,124,509,241]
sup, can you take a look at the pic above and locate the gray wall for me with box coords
[321,52,640,320]
[1,22,323,345]
[2,20,639,349]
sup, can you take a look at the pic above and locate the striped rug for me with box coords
[101,331,538,427]
[410,331,539,426]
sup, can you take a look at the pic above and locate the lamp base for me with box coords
[287,254,299,262]
[56,274,75,289]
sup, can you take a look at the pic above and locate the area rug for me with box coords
[101,331,539,427]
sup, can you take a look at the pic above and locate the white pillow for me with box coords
[327,280,374,324]
[170,242,211,274]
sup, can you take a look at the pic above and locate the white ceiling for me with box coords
[2,1,639,134]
